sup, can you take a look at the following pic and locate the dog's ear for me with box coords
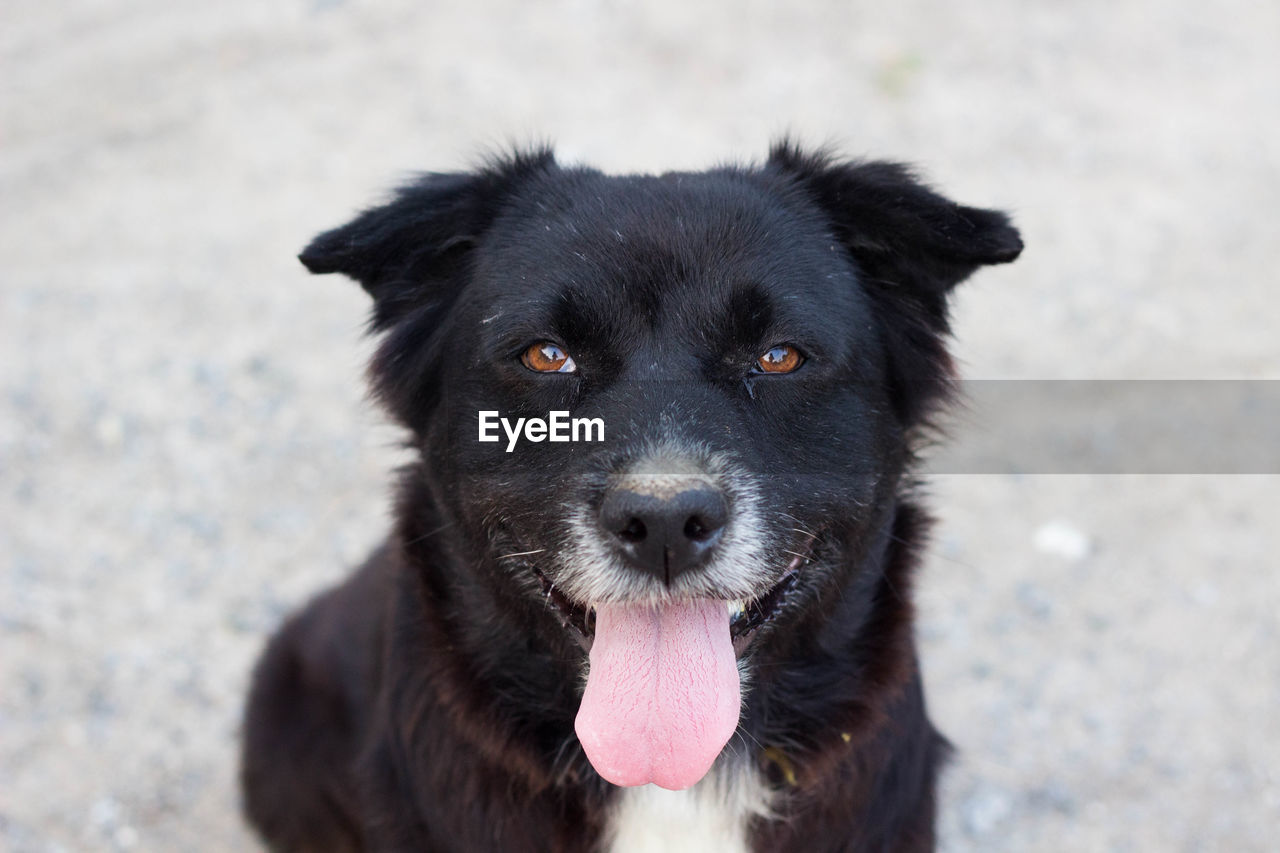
[767,142,1023,424]
[299,149,556,431]
[299,149,556,330]
[766,142,1022,308]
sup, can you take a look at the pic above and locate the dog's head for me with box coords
[300,143,1020,790]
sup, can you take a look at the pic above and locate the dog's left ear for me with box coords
[766,142,1022,313]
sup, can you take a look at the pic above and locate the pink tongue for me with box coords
[574,599,739,790]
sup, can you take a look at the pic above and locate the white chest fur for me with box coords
[605,763,773,853]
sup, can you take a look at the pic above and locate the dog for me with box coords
[240,142,1022,852]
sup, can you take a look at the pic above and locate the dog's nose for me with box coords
[599,484,729,585]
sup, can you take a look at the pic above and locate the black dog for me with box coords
[240,142,1021,852]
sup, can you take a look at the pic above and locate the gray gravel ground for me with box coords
[3,1,1278,850]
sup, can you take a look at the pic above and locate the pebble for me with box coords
[1032,520,1093,561]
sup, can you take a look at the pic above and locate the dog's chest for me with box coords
[604,765,772,853]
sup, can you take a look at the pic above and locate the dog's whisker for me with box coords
[736,726,767,752]
[401,521,455,548]
[497,548,547,560]
[549,734,577,780]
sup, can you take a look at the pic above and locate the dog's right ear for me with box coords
[298,149,556,330]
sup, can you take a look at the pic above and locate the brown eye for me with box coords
[755,344,804,374]
[521,342,577,373]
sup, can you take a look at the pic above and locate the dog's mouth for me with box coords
[548,534,819,790]
[515,528,826,789]
[530,537,815,656]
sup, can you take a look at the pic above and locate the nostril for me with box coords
[680,488,728,545]
[616,517,647,543]
[683,515,713,541]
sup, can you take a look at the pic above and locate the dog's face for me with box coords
[443,167,899,606]
[300,145,1020,790]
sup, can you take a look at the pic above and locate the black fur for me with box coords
[241,142,1021,852]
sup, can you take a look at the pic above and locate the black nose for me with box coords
[599,484,729,585]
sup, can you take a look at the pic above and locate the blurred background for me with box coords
[2,1,1277,850]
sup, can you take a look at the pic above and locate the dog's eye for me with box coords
[755,344,804,374]
[522,342,577,373]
